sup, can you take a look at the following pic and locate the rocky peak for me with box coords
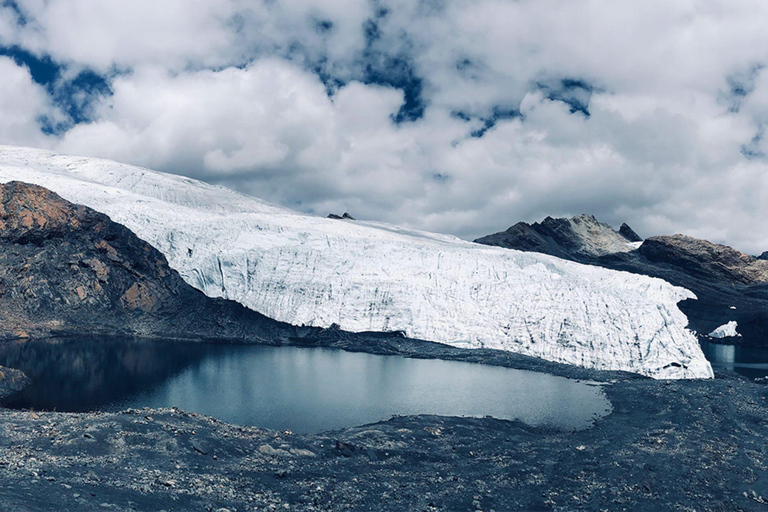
[619,223,643,242]
[0,181,90,242]
[475,214,640,260]
[327,212,356,220]
[758,251,768,261]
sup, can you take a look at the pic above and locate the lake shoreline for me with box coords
[0,336,767,510]
[0,339,613,433]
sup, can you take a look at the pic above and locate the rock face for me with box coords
[758,251,768,261]
[328,212,356,220]
[638,236,768,285]
[475,214,641,259]
[0,181,293,342]
[0,365,29,399]
[476,216,768,346]
[619,223,643,243]
[0,146,714,379]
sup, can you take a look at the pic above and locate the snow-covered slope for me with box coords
[0,146,713,379]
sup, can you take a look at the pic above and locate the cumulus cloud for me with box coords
[0,57,61,146]
[2,0,768,253]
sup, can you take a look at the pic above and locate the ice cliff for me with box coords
[0,146,713,379]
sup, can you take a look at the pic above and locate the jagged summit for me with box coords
[619,223,643,243]
[474,214,642,259]
[327,212,356,220]
[0,146,714,379]
[758,251,768,261]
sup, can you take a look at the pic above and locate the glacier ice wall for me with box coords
[0,146,713,379]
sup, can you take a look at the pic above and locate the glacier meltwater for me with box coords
[0,146,713,379]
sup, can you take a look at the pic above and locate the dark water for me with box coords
[700,340,768,379]
[0,338,611,433]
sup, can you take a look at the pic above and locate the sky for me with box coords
[1,0,768,254]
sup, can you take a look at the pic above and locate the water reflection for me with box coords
[700,340,768,379]
[0,338,612,433]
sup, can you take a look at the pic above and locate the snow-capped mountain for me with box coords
[0,146,713,379]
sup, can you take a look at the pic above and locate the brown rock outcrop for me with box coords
[0,181,291,342]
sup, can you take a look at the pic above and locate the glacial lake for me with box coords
[700,340,768,379]
[0,338,611,433]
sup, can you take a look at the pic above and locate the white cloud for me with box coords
[0,57,60,147]
[3,0,768,253]
[9,0,242,71]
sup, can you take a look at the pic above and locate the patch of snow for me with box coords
[0,145,714,379]
[729,306,737,310]
[627,241,644,250]
[709,321,741,339]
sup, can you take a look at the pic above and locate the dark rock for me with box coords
[758,251,768,261]
[474,214,636,259]
[190,438,209,455]
[328,213,356,220]
[637,235,768,285]
[335,440,356,457]
[0,365,30,399]
[619,223,642,242]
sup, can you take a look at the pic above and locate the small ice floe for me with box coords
[708,321,741,339]
[729,306,737,310]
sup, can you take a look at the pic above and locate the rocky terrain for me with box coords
[0,181,297,342]
[475,214,642,259]
[476,215,768,346]
[0,353,766,512]
[0,365,28,400]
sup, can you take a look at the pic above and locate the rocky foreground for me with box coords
[0,350,766,512]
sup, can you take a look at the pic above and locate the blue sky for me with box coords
[1,0,768,253]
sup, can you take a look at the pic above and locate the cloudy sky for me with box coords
[1,0,767,253]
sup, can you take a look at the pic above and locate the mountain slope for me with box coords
[475,214,642,259]
[0,180,296,343]
[476,216,768,346]
[0,146,712,379]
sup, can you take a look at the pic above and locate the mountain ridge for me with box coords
[476,215,768,345]
[475,214,641,259]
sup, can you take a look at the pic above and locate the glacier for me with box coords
[0,145,713,379]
